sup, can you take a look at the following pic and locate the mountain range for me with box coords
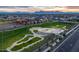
[0,11,79,14]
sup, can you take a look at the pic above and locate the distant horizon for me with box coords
[0,6,79,12]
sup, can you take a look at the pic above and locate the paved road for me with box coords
[53,26,79,52]
[0,23,23,31]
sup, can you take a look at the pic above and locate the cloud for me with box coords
[0,6,79,12]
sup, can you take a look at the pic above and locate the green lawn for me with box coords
[0,26,32,51]
[29,22,74,30]
[33,30,38,33]
[11,37,41,51]
[17,35,33,43]
[0,21,74,51]
[0,20,12,25]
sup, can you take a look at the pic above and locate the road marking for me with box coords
[43,47,51,52]
[53,26,79,51]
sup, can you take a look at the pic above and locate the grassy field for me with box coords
[0,21,74,51]
[0,26,32,51]
[11,37,41,51]
[0,20,12,25]
[33,30,38,33]
[17,35,33,43]
[71,19,79,22]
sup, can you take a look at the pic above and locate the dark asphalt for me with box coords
[54,27,79,52]
[0,23,23,31]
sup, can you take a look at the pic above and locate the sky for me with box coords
[0,6,79,12]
